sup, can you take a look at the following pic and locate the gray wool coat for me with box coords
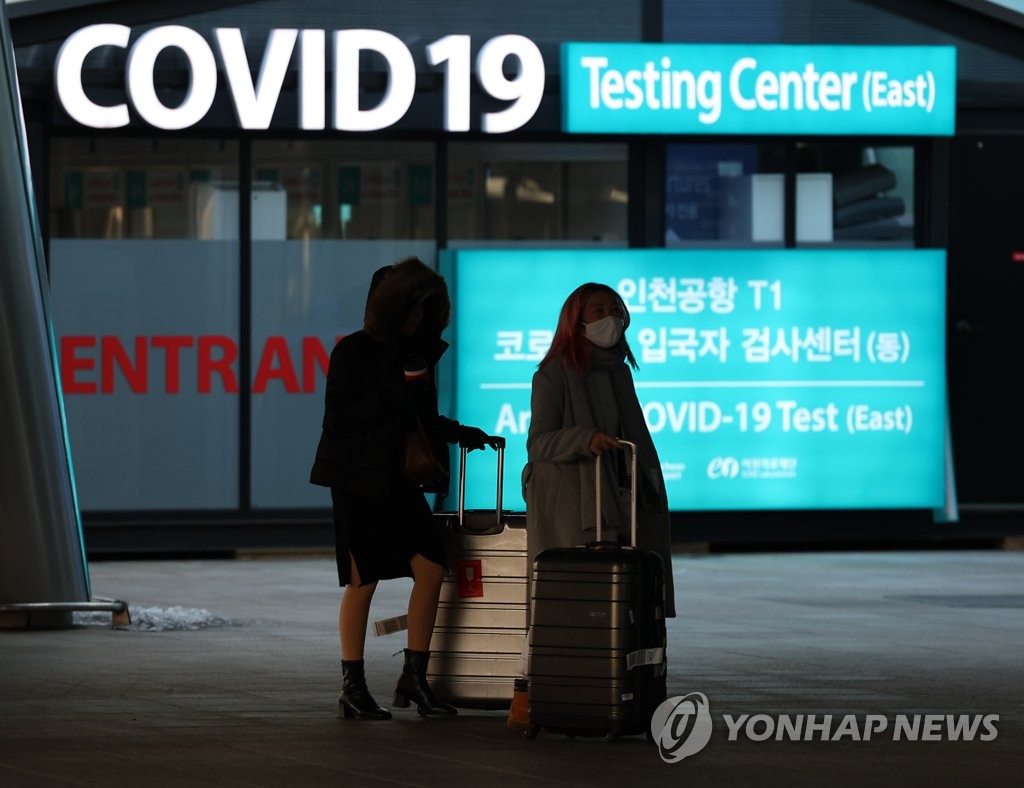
[521,357,677,618]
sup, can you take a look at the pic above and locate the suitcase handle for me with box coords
[456,435,505,532]
[595,439,638,547]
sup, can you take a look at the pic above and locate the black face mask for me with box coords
[402,293,446,355]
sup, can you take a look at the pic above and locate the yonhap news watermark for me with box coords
[651,693,1000,764]
[721,711,1000,743]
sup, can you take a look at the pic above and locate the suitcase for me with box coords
[427,437,529,709]
[526,440,667,741]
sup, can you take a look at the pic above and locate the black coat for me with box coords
[309,330,460,498]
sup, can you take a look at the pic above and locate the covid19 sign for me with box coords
[55,25,544,132]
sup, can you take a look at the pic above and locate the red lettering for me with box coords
[252,336,299,393]
[58,334,341,395]
[198,335,239,393]
[60,336,96,394]
[101,336,148,394]
[302,337,331,393]
[151,335,194,393]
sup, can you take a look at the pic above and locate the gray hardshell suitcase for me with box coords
[428,437,529,709]
[526,441,668,740]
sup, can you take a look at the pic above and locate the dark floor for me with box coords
[2,549,1023,787]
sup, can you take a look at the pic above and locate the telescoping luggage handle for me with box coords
[595,439,638,547]
[457,435,506,532]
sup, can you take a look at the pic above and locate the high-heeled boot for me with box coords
[392,648,457,716]
[338,659,392,720]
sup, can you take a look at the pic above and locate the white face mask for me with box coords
[583,315,624,348]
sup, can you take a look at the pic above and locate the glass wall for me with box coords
[665,142,914,247]
[250,140,436,241]
[794,142,914,246]
[249,141,437,508]
[449,142,629,243]
[248,140,630,507]
[50,138,239,240]
[49,138,240,510]
[664,143,786,246]
[47,137,632,513]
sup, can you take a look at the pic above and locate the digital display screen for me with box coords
[441,249,947,512]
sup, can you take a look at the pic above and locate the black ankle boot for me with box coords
[392,649,457,717]
[339,660,392,720]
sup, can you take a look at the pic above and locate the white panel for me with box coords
[719,174,783,242]
[50,240,240,511]
[719,173,834,242]
[796,173,834,242]
[188,181,287,239]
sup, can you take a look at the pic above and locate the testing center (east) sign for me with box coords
[54,25,956,136]
[562,43,956,135]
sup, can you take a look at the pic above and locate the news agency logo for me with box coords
[650,693,714,763]
[650,694,1001,764]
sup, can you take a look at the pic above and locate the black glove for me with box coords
[457,425,498,452]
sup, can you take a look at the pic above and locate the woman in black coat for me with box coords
[310,257,490,720]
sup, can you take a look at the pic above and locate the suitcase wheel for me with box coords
[524,724,540,740]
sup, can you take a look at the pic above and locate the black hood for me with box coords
[363,257,451,341]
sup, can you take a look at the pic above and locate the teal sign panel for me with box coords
[441,249,947,512]
[562,43,956,136]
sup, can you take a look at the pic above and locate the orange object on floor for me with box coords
[506,678,529,730]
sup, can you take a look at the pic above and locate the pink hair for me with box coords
[539,282,637,375]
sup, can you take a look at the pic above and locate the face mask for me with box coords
[583,315,623,348]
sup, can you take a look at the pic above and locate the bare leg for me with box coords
[392,553,456,715]
[340,555,377,661]
[406,553,444,651]
[337,556,390,720]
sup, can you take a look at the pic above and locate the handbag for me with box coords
[401,410,450,493]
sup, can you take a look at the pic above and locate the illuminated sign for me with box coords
[442,248,948,512]
[562,43,956,135]
[55,25,544,132]
[56,29,957,136]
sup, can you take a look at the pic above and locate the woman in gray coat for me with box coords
[522,282,676,616]
[508,281,677,729]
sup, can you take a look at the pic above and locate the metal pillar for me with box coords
[0,3,92,628]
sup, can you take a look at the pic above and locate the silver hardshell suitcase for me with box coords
[526,441,668,740]
[428,437,529,709]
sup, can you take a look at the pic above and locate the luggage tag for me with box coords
[456,559,484,598]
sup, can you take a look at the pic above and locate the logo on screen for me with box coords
[651,692,713,763]
[707,457,739,479]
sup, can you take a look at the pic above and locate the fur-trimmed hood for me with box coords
[363,257,451,339]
